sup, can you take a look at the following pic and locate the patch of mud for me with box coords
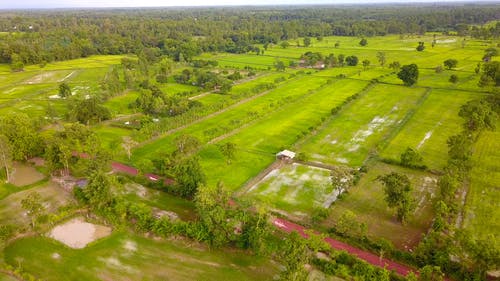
[256,163,331,206]
[98,257,137,273]
[417,131,433,149]
[416,176,437,211]
[48,217,111,249]
[311,153,326,160]
[153,209,179,221]
[335,157,349,164]
[9,163,44,187]
[436,39,456,44]
[347,116,391,152]
[124,183,149,198]
[24,72,57,84]
[123,240,137,252]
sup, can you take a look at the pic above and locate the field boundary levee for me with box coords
[235,160,284,197]
[293,160,337,171]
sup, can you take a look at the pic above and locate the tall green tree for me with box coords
[0,135,12,183]
[303,37,311,47]
[195,182,233,247]
[218,142,236,164]
[397,64,419,86]
[377,51,386,67]
[443,59,458,70]
[400,147,424,168]
[21,192,45,229]
[173,156,206,198]
[274,60,286,72]
[83,170,115,212]
[58,82,72,98]
[0,113,41,161]
[362,59,370,70]
[377,172,416,223]
[279,231,309,281]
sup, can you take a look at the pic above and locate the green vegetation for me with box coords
[0,5,498,281]
[4,233,276,281]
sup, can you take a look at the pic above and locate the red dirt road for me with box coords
[273,218,417,277]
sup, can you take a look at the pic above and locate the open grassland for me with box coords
[322,162,438,249]
[299,84,426,167]
[4,233,276,281]
[380,89,476,170]
[463,125,500,239]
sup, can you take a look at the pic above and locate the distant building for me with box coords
[276,150,296,161]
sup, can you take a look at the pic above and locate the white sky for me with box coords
[1,0,498,9]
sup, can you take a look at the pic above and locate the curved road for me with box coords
[273,218,417,277]
[110,159,420,277]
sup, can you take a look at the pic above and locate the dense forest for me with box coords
[1,4,500,66]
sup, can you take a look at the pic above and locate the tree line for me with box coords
[1,4,499,69]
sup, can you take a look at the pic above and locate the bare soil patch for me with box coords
[10,163,44,187]
[48,217,111,249]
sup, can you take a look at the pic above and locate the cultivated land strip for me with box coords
[132,74,331,159]
[134,73,296,148]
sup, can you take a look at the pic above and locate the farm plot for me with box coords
[463,125,500,239]
[199,79,368,189]
[211,53,277,69]
[122,182,197,221]
[103,90,140,115]
[23,55,126,71]
[380,89,475,170]
[21,70,76,85]
[131,74,330,161]
[299,84,426,167]
[246,163,333,216]
[322,162,438,249]
[0,181,74,228]
[4,232,276,281]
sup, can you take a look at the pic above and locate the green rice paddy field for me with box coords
[0,34,498,274]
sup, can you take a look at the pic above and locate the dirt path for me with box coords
[272,217,418,277]
[235,160,283,196]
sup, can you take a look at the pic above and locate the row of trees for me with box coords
[1,5,499,69]
[413,55,499,280]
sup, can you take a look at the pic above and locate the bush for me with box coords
[449,74,458,83]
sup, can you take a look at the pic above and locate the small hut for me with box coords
[276,150,296,162]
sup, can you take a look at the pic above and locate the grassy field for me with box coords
[299,84,426,167]
[4,232,277,281]
[463,124,500,239]
[320,162,438,249]
[380,89,476,170]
